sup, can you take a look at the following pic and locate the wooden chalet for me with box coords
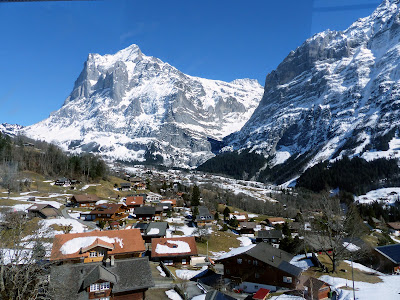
[256,230,283,244]
[374,244,400,274]
[303,277,331,300]
[229,212,248,222]
[120,182,131,191]
[151,236,198,265]
[86,203,128,223]
[238,222,257,234]
[27,204,61,219]
[265,217,286,226]
[387,222,400,236]
[195,206,214,227]
[50,229,145,264]
[154,203,171,220]
[216,242,303,293]
[133,206,156,221]
[49,257,154,300]
[125,196,144,212]
[143,222,168,243]
[160,199,177,207]
[70,194,100,207]
[146,192,162,203]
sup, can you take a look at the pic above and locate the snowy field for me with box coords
[355,187,400,205]
[321,273,400,300]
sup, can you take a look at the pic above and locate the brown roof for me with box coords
[266,217,286,224]
[387,222,400,230]
[89,203,126,216]
[160,199,177,206]
[126,196,144,206]
[151,237,198,258]
[50,229,145,261]
[71,194,100,203]
[304,277,330,297]
[27,203,56,211]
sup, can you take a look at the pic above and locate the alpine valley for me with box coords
[22,0,400,182]
[23,45,263,168]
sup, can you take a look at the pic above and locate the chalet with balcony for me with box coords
[125,195,144,212]
[256,230,283,245]
[27,204,61,219]
[86,203,128,223]
[133,206,156,220]
[49,257,154,300]
[50,229,146,264]
[238,222,257,234]
[195,206,214,227]
[216,242,303,293]
[151,236,198,265]
[70,194,100,207]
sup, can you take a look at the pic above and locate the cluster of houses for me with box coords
[14,175,400,300]
[64,193,179,227]
[48,225,201,298]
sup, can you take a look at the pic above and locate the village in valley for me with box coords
[1,162,399,300]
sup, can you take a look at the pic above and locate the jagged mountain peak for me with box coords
[223,0,400,181]
[24,45,263,168]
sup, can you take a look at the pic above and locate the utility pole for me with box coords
[206,240,209,260]
[351,256,355,300]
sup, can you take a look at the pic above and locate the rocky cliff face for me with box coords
[0,123,23,137]
[23,45,263,168]
[225,0,400,171]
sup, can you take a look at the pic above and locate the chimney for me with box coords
[104,257,111,268]
[111,255,115,266]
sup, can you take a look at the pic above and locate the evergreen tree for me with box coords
[191,185,200,206]
[223,206,230,221]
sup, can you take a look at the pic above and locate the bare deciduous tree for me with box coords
[0,208,52,299]
[304,196,366,272]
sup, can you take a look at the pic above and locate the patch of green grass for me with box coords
[196,226,240,255]
[304,254,381,284]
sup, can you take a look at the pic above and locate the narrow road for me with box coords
[61,207,98,230]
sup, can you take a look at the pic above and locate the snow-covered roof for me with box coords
[217,244,256,260]
[151,237,198,257]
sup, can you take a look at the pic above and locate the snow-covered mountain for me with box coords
[24,45,263,168]
[225,0,400,171]
[0,123,23,137]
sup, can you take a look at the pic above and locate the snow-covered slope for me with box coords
[24,45,263,168]
[0,123,23,137]
[225,0,400,170]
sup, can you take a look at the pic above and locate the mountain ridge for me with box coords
[23,44,263,168]
[221,0,400,182]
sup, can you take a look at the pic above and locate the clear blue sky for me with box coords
[0,0,381,126]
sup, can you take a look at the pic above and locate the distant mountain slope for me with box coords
[24,45,263,168]
[222,0,400,181]
[0,123,23,137]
